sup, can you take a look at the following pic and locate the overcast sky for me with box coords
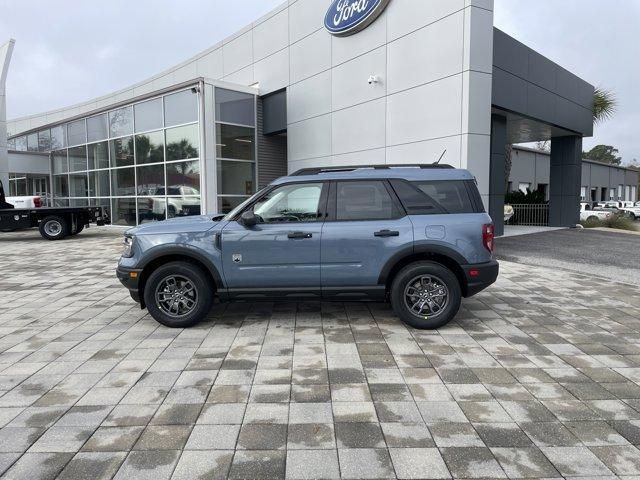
[3,0,638,164]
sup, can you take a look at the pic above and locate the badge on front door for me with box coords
[232,254,242,264]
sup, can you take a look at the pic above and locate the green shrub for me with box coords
[505,188,547,205]
[580,216,638,231]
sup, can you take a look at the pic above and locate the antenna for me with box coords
[434,149,447,165]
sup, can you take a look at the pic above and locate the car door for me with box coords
[221,181,328,299]
[321,180,414,300]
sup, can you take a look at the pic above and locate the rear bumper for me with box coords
[116,266,142,303]
[462,260,499,297]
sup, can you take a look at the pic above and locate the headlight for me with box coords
[122,235,135,258]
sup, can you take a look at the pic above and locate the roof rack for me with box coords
[291,164,455,176]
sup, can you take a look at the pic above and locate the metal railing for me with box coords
[505,203,549,226]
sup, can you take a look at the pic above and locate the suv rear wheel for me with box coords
[391,261,461,330]
[144,262,213,328]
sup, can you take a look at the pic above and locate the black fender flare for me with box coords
[138,244,225,290]
[377,244,468,286]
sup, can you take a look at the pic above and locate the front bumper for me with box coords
[462,260,499,297]
[116,266,143,303]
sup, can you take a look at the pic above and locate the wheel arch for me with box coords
[379,246,468,297]
[137,246,224,308]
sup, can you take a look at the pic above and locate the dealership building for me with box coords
[0,0,606,234]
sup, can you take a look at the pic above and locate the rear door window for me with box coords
[390,179,480,214]
[335,181,401,221]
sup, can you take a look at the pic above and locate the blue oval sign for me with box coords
[324,0,391,37]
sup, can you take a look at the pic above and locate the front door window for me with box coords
[253,183,323,223]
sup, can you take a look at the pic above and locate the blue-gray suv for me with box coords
[117,164,498,330]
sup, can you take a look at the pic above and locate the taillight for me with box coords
[482,224,495,254]
[33,196,42,208]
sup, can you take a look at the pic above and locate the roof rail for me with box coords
[290,164,455,176]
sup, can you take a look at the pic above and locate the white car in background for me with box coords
[580,203,613,222]
[602,201,640,220]
[5,195,43,208]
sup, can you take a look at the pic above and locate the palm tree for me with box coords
[592,87,617,124]
[504,88,617,191]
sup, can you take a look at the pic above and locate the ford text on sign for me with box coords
[324,0,391,37]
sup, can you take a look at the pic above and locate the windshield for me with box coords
[222,187,268,221]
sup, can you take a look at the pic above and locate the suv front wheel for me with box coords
[144,262,213,328]
[391,261,461,330]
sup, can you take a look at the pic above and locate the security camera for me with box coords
[368,75,380,85]
[191,86,200,94]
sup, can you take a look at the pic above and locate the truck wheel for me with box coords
[144,262,213,328]
[39,216,69,240]
[391,261,461,330]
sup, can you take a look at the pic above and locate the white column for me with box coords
[460,2,494,210]
[0,39,15,190]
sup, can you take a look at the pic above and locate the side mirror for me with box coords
[240,210,258,228]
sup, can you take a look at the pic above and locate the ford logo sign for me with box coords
[324,0,391,37]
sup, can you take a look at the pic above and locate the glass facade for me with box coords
[37,88,201,224]
[215,88,257,214]
[8,84,258,223]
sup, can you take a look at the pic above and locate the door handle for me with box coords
[288,231,313,239]
[374,230,400,237]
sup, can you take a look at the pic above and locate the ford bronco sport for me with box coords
[117,164,499,330]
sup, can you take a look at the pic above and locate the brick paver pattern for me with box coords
[1,228,640,479]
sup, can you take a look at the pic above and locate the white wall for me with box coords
[1,39,15,190]
[7,0,495,198]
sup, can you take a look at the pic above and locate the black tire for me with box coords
[144,261,213,328]
[390,261,462,330]
[587,215,598,222]
[39,216,69,240]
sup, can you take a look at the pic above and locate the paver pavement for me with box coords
[1,228,640,479]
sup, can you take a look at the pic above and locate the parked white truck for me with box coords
[601,201,640,220]
[580,203,613,222]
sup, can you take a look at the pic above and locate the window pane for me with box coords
[38,130,51,151]
[218,196,250,214]
[166,160,200,195]
[89,170,110,197]
[138,197,167,223]
[70,198,89,207]
[336,181,397,221]
[112,198,137,226]
[15,136,27,152]
[135,131,165,165]
[134,98,163,132]
[109,106,134,137]
[67,120,86,146]
[52,150,68,174]
[7,138,15,150]
[53,175,69,197]
[69,173,88,197]
[164,89,198,126]
[217,160,255,195]
[110,136,134,167]
[215,88,254,126]
[216,124,254,160]
[68,146,87,172]
[88,141,109,170]
[254,183,323,223]
[111,168,135,196]
[166,124,199,161]
[27,133,38,151]
[412,180,475,214]
[136,164,165,196]
[50,125,66,149]
[87,114,108,142]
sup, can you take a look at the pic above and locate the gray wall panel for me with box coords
[493,28,594,137]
